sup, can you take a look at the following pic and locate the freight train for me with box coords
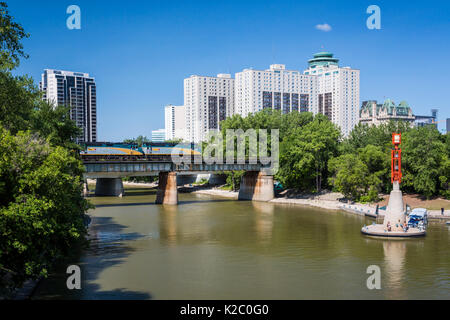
[80,142,202,161]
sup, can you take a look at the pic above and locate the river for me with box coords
[32,186,450,300]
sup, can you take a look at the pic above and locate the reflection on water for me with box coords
[32,187,450,300]
[160,205,178,246]
[252,201,274,243]
[383,241,407,299]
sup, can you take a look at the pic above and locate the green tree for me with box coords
[278,114,340,192]
[0,3,91,294]
[328,154,370,200]
[219,110,315,160]
[0,72,39,133]
[123,135,151,146]
[31,102,82,149]
[224,170,244,191]
[402,126,448,198]
[328,145,387,201]
[341,120,412,154]
[0,128,90,290]
[0,2,29,71]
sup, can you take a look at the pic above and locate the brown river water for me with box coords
[32,186,450,300]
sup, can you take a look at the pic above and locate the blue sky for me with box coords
[9,0,450,140]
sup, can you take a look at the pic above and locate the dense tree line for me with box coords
[123,135,183,146]
[334,122,449,200]
[218,109,449,201]
[0,2,90,294]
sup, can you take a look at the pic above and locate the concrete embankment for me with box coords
[89,180,450,221]
[270,197,381,218]
[191,188,238,199]
[427,210,450,220]
[269,190,379,217]
[190,188,379,216]
[189,187,450,221]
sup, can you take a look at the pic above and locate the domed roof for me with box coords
[381,99,411,116]
[308,52,339,67]
[396,101,411,115]
[382,99,396,115]
[397,101,410,109]
[314,52,334,58]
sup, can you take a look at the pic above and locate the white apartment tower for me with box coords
[40,69,97,143]
[184,74,234,143]
[235,64,318,117]
[164,105,186,141]
[304,52,360,136]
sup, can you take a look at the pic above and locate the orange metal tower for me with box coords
[391,133,402,184]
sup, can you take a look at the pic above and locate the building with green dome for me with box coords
[304,52,360,136]
[307,52,339,68]
[359,99,415,126]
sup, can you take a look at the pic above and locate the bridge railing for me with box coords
[81,155,271,165]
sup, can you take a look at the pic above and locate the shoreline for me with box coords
[187,186,450,221]
[187,186,376,214]
[87,180,450,221]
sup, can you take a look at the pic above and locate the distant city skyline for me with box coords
[180,53,359,143]
[10,0,450,140]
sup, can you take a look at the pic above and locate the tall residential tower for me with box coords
[304,52,360,136]
[165,105,186,141]
[235,64,318,117]
[184,74,234,143]
[40,69,97,143]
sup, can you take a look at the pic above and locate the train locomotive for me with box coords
[80,142,202,161]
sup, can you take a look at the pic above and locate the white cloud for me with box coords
[315,23,332,32]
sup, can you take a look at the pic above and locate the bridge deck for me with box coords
[82,157,272,178]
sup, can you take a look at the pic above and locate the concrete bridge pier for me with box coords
[156,172,178,205]
[83,180,89,197]
[238,171,274,202]
[95,178,124,197]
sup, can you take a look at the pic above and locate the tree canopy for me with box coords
[0,2,89,294]
[330,123,449,201]
[216,109,449,201]
[0,1,29,71]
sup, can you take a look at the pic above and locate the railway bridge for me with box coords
[82,157,275,205]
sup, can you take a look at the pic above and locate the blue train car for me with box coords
[143,143,201,156]
[81,142,143,156]
[81,142,202,157]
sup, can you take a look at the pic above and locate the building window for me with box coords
[274,92,281,110]
[283,93,290,114]
[292,93,299,112]
[208,96,218,129]
[263,91,272,109]
[300,94,309,112]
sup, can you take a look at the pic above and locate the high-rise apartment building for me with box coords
[235,64,318,117]
[151,129,166,142]
[175,51,359,142]
[40,69,97,143]
[304,52,360,136]
[184,74,234,143]
[165,105,186,141]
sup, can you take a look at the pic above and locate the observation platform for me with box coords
[361,224,426,238]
